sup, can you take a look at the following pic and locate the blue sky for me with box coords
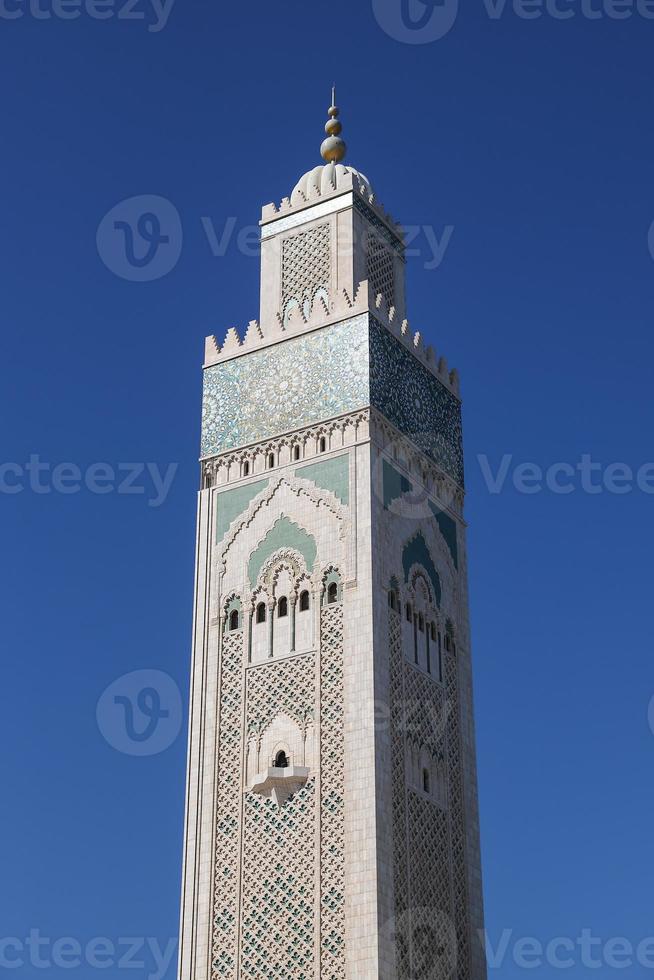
[1,1,653,977]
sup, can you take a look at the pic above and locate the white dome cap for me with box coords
[291,161,372,207]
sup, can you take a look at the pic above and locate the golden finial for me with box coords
[320,85,347,163]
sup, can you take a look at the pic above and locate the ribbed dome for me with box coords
[291,162,372,207]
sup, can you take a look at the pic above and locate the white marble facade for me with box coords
[177,136,486,980]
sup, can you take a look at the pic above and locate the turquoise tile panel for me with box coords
[248,516,317,587]
[295,454,349,505]
[383,459,458,568]
[215,479,269,543]
[402,533,442,606]
[202,316,369,457]
[369,317,464,487]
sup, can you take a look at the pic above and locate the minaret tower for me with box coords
[178,95,486,980]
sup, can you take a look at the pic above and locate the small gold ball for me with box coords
[328,105,340,118]
[325,118,342,136]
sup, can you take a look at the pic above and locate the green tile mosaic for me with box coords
[248,516,317,587]
[295,454,349,505]
[202,314,464,489]
[402,533,442,606]
[382,459,458,568]
[369,317,464,487]
[215,479,269,543]
[202,316,369,458]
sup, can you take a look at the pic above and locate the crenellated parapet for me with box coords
[260,165,404,245]
[204,278,460,397]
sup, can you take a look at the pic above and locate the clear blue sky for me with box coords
[2,1,653,977]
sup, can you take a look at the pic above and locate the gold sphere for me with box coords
[320,135,347,163]
[325,118,342,136]
[328,105,340,118]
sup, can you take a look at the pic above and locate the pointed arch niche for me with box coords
[248,518,318,662]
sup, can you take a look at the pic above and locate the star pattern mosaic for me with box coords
[368,318,464,486]
[201,314,464,488]
[201,316,370,457]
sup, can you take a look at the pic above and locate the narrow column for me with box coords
[267,600,275,659]
[290,596,297,653]
[247,607,254,663]
[426,623,431,675]
[413,613,418,664]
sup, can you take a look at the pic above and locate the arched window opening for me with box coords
[445,634,452,652]
[327,582,338,605]
[293,445,301,461]
[418,614,424,633]
[319,436,327,453]
[229,609,240,632]
[243,461,250,477]
[430,623,437,642]
[388,590,396,611]
[267,453,275,469]
[277,596,288,618]
[406,602,412,623]
[256,602,266,624]
[274,750,289,769]
[299,590,310,612]
[422,769,430,794]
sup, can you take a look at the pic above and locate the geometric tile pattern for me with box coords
[389,610,472,980]
[241,653,317,977]
[240,781,316,978]
[212,630,243,980]
[201,316,369,458]
[319,603,346,977]
[369,317,464,487]
[245,653,315,735]
[202,315,463,488]
[389,606,411,979]
[210,602,346,978]
[445,647,472,980]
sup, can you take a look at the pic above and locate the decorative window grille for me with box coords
[281,223,331,317]
[367,232,395,305]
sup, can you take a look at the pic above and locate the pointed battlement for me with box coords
[204,279,460,397]
[261,167,403,244]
